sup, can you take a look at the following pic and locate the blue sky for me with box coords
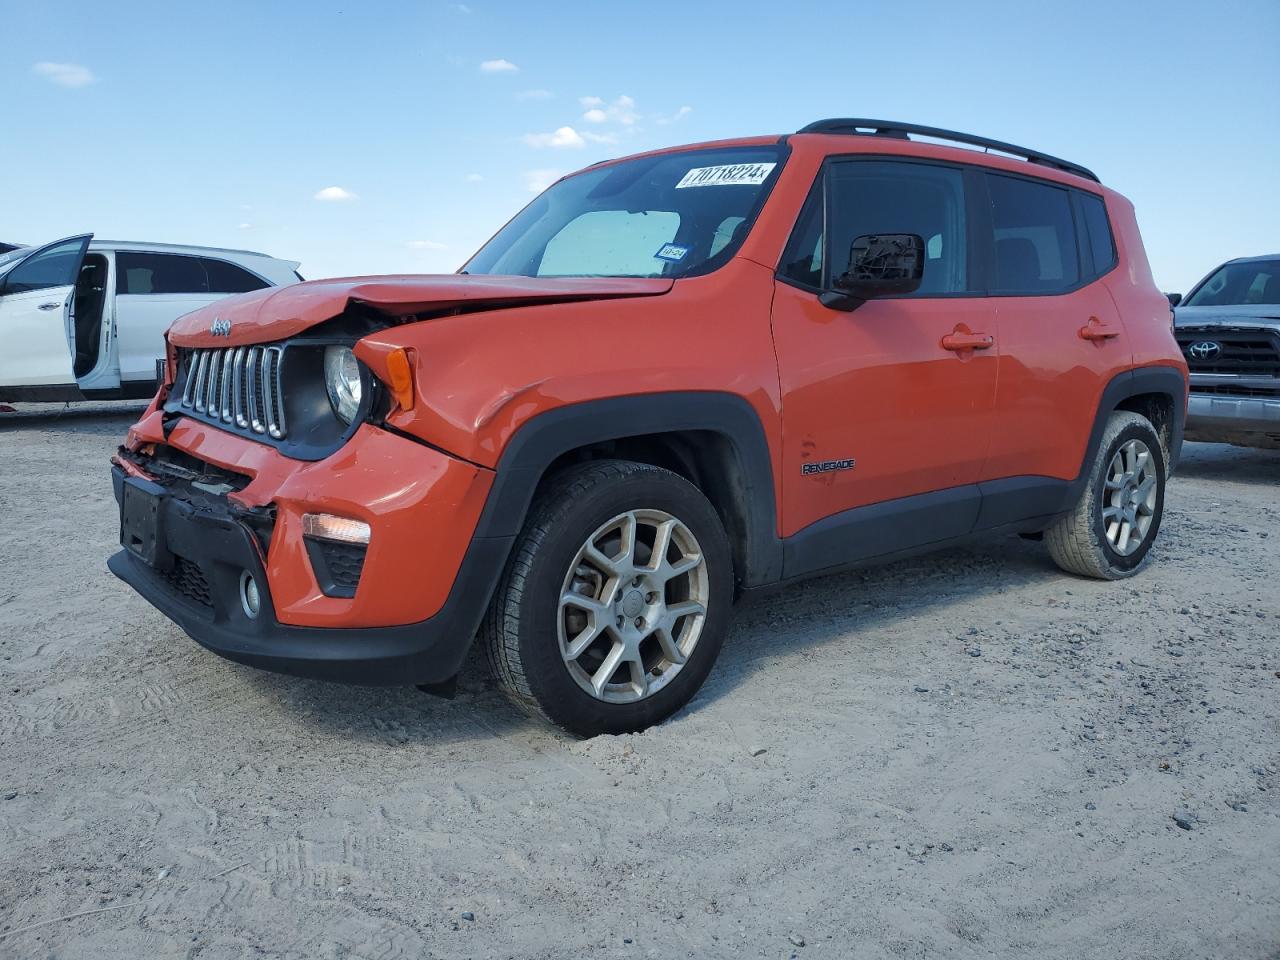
[3,0,1277,292]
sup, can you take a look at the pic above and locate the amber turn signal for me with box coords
[384,347,415,411]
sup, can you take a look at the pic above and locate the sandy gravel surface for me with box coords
[1,401,1277,959]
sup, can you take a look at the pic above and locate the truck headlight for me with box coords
[323,345,363,424]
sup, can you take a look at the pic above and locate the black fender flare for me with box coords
[1079,365,1187,483]
[472,391,784,587]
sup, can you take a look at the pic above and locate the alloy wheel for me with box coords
[557,509,709,704]
[1102,438,1158,556]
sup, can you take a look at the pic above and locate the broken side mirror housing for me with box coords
[819,233,925,312]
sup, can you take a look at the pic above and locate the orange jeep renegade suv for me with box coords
[110,119,1188,736]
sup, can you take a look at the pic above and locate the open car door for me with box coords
[0,234,92,397]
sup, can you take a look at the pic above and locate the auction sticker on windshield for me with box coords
[675,163,776,189]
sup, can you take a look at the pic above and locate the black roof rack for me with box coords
[797,118,1099,183]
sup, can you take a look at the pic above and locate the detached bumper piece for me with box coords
[108,465,485,685]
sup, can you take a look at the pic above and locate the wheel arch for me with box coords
[474,392,784,590]
[1083,365,1187,483]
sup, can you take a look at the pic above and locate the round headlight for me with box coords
[323,345,363,424]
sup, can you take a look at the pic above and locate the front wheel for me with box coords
[483,460,733,737]
[1045,410,1167,579]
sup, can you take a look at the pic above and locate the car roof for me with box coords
[89,239,282,259]
[1226,253,1280,264]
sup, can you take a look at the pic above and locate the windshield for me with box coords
[1185,259,1280,306]
[463,145,786,279]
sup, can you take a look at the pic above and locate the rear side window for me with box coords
[1077,192,1116,277]
[986,174,1079,293]
[202,258,270,293]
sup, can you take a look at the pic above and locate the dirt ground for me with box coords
[0,401,1277,960]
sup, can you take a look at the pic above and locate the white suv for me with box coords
[0,235,301,403]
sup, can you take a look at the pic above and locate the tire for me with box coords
[1045,410,1167,580]
[482,460,733,737]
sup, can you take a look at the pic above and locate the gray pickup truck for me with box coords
[1171,254,1280,450]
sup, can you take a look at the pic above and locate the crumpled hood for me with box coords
[167,274,674,347]
[1175,304,1280,329]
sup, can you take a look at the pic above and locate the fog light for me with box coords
[302,512,371,545]
[239,570,262,619]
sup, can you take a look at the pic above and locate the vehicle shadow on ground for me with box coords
[692,533,1065,709]
[1173,442,1280,487]
[233,645,542,747]
[234,532,1066,745]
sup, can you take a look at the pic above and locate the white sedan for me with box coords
[0,236,301,402]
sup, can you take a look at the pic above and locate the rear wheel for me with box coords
[1045,411,1167,579]
[483,460,733,737]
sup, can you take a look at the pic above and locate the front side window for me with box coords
[781,159,969,295]
[1185,259,1280,306]
[463,146,785,279]
[1,237,89,294]
[987,174,1080,293]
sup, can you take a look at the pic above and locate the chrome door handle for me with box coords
[38,302,62,311]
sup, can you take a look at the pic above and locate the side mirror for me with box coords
[820,233,925,312]
[1166,292,1183,308]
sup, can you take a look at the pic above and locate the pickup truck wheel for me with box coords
[1045,411,1167,580]
[482,460,732,737]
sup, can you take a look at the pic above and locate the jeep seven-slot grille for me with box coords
[178,346,287,439]
[1176,327,1280,377]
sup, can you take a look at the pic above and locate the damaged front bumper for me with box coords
[107,421,509,686]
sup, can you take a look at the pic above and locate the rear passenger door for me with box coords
[979,174,1127,486]
[114,252,269,385]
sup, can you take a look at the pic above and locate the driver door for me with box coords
[0,235,92,391]
[770,160,998,562]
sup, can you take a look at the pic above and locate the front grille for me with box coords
[1177,327,1280,376]
[178,346,287,439]
[162,554,213,608]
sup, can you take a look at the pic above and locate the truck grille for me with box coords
[1176,327,1280,377]
[177,346,287,439]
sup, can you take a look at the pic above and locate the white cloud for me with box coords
[480,58,518,73]
[453,3,471,11]
[579,94,638,126]
[516,88,553,101]
[33,62,96,88]
[655,105,693,125]
[466,173,484,182]
[314,186,357,201]
[408,240,448,250]
[523,169,562,193]
[581,130,619,145]
[238,222,252,230]
[522,126,585,149]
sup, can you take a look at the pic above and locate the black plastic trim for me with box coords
[475,392,784,587]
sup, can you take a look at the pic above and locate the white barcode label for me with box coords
[674,162,776,189]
